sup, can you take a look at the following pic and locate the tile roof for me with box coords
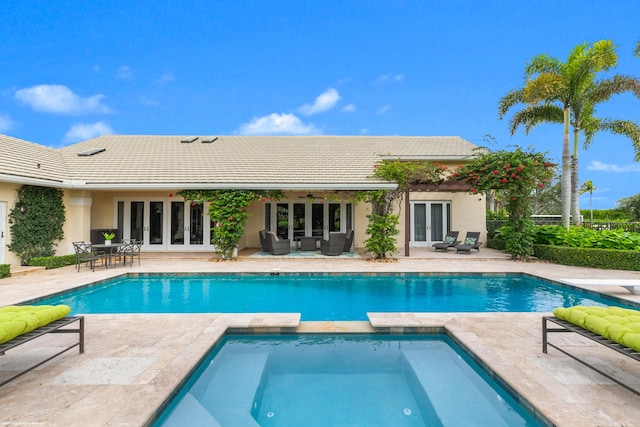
[2,134,478,190]
[0,134,68,185]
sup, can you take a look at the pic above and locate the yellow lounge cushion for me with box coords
[0,305,72,344]
[553,305,640,352]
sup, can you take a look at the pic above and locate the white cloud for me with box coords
[237,113,319,135]
[341,104,356,113]
[587,160,640,172]
[298,88,340,116]
[15,84,111,115]
[377,74,404,83]
[155,71,175,84]
[63,121,113,143]
[377,105,390,114]
[0,113,14,132]
[117,65,133,80]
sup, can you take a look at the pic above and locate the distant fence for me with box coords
[486,219,640,238]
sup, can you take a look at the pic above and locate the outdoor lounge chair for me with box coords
[343,229,354,252]
[455,232,482,254]
[321,232,346,256]
[432,231,460,252]
[265,231,291,255]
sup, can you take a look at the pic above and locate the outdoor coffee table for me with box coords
[298,236,321,251]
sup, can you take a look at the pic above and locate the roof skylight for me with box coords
[77,148,106,157]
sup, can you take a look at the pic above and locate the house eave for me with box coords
[61,182,399,191]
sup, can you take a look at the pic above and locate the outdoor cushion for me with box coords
[463,237,477,245]
[0,305,71,344]
[443,236,456,244]
[553,305,640,352]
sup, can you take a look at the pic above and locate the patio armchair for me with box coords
[432,231,460,252]
[265,231,291,255]
[73,241,104,272]
[455,232,482,254]
[343,229,354,252]
[321,232,346,256]
[258,229,270,253]
[120,239,142,266]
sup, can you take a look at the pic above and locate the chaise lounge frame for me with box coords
[0,315,84,387]
[542,315,640,396]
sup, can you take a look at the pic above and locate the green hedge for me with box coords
[29,254,77,270]
[533,244,640,271]
[486,239,506,251]
[0,264,10,278]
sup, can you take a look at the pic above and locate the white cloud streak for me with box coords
[587,160,640,172]
[341,104,356,113]
[377,74,404,83]
[117,65,133,80]
[14,84,111,115]
[155,71,175,84]
[0,113,14,132]
[63,121,114,143]
[237,113,319,135]
[298,88,340,116]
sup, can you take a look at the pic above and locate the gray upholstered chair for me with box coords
[321,232,346,256]
[343,229,354,252]
[265,231,291,255]
[258,229,270,252]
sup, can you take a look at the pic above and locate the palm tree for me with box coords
[580,180,596,223]
[499,40,631,228]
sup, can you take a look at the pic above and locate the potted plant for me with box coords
[102,232,116,246]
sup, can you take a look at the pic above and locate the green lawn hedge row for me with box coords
[29,254,77,270]
[533,244,640,271]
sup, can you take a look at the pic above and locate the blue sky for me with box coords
[1,1,639,209]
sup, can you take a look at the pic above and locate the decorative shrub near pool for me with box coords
[533,244,640,271]
[29,255,76,270]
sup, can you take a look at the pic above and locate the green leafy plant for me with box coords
[180,189,283,259]
[455,147,556,259]
[8,185,66,265]
[0,264,10,279]
[102,232,116,241]
[363,213,400,260]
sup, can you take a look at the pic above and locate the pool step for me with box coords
[161,392,222,427]
[403,348,515,427]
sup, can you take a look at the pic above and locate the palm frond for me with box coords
[523,73,565,103]
[509,104,563,135]
[525,54,562,77]
[498,89,525,119]
[590,119,640,160]
[588,75,640,102]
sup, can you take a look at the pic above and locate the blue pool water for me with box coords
[32,273,632,320]
[154,335,544,426]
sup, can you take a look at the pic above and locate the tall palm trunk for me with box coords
[570,128,581,226]
[561,107,571,228]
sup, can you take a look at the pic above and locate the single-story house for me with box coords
[0,134,485,266]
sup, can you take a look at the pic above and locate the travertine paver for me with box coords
[0,249,639,426]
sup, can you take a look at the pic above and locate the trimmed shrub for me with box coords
[29,254,77,270]
[534,244,640,271]
[0,264,10,279]
[486,239,506,251]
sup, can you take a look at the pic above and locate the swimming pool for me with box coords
[31,273,633,320]
[153,334,544,426]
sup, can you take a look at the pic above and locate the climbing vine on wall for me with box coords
[8,185,66,265]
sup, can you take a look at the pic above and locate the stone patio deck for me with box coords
[1,248,639,426]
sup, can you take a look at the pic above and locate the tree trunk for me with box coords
[570,128,581,226]
[561,107,571,229]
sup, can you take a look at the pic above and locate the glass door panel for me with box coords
[328,203,341,233]
[413,204,427,242]
[311,204,324,237]
[293,203,306,240]
[190,203,204,245]
[276,203,289,240]
[430,204,444,241]
[130,201,144,242]
[171,201,185,245]
[149,201,164,245]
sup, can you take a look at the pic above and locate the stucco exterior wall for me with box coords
[0,182,22,265]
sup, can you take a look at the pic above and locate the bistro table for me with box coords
[298,236,321,251]
[91,243,124,268]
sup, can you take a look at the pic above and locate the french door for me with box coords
[268,201,353,246]
[117,199,211,251]
[410,201,451,246]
